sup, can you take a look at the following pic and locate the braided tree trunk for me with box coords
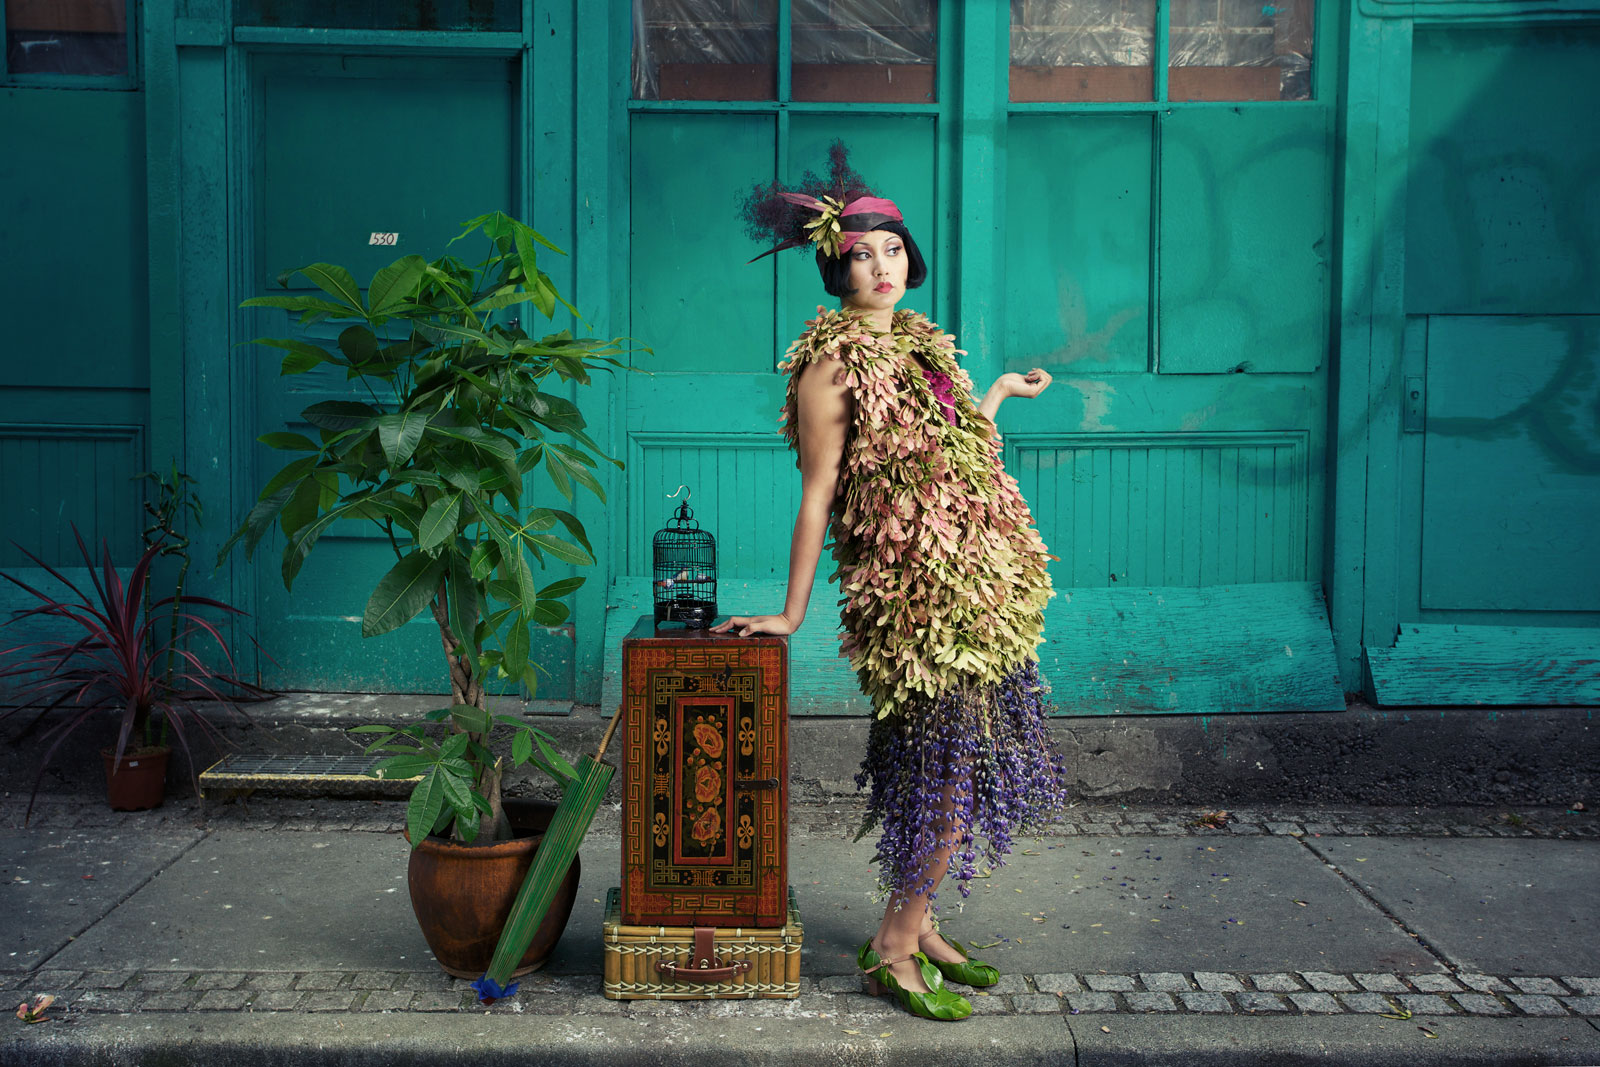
[431,582,512,843]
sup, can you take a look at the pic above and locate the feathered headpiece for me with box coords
[740,141,903,262]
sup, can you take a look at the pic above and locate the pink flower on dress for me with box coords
[923,369,958,424]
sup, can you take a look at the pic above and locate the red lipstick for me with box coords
[874,282,894,293]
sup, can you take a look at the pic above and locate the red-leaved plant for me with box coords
[0,528,267,819]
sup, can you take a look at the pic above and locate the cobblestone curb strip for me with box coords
[10,971,1598,1019]
[8,799,1595,840]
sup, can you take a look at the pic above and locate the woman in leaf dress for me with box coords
[713,145,1070,1021]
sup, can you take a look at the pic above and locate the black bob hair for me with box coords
[817,220,928,298]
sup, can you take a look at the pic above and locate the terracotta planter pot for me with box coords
[406,798,581,979]
[101,747,170,811]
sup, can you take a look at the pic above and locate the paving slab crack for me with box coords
[29,828,214,974]
[1061,1014,1082,1067]
[1292,834,1457,973]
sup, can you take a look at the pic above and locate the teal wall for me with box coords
[2,0,1596,711]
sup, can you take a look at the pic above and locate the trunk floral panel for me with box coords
[779,307,1069,898]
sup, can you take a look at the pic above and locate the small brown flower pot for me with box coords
[406,798,581,979]
[101,746,171,811]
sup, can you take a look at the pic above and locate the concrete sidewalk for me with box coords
[3,795,1598,1066]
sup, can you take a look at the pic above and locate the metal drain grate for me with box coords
[199,753,421,797]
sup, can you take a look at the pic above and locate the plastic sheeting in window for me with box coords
[1012,0,1157,69]
[1010,0,1157,101]
[1010,0,1311,102]
[1169,0,1312,101]
[633,0,937,102]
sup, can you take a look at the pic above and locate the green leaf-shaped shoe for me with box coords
[858,941,972,1021]
[919,934,1001,988]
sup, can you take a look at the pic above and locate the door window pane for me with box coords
[792,0,936,103]
[633,0,777,101]
[1168,0,1312,101]
[233,0,519,31]
[1011,0,1156,103]
[6,0,127,77]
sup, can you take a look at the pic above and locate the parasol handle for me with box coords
[594,704,624,762]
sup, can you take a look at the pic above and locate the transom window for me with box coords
[3,0,133,85]
[632,0,939,103]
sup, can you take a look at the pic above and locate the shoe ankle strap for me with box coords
[863,952,916,976]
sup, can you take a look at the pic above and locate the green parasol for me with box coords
[473,706,623,1003]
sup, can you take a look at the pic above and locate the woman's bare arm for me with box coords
[977,368,1053,433]
[712,359,852,637]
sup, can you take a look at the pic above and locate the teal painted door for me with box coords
[1375,25,1600,704]
[241,52,573,694]
[1000,106,1342,714]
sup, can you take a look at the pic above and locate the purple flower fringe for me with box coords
[854,661,1070,903]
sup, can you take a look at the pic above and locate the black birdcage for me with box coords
[652,488,717,629]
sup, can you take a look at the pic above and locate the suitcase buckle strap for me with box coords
[656,926,753,982]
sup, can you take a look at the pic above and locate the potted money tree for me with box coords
[222,212,628,975]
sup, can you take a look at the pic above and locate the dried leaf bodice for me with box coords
[779,307,1055,721]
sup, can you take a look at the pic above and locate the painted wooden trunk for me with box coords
[620,617,789,927]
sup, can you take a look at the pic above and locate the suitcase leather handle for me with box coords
[657,927,752,982]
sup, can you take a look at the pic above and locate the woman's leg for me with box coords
[869,774,968,992]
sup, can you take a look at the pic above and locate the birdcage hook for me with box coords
[665,485,698,528]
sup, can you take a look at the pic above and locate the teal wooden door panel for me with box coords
[254,53,518,288]
[1040,582,1344,715]
[627,432,800,580]
[996,370,1325,587]
[1367,623,1600,706]
[1406,25,1600,316]
[1158,107,1330,374]
[1011,431,1310,589]
[3,89,148,393]
[1005,115,1152,373]
[1419,315,1599,613]
[246,53,546,694]
[0,412,145,567]
[1,88,148,570]
[629,112,776,376]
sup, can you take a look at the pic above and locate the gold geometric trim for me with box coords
[601,941,799,957]
[602,981,800,998]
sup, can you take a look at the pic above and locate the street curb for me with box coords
[4,1006,1598,1067]
[7,967,1598,1022]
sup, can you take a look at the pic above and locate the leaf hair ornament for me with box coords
[740,141,904,262]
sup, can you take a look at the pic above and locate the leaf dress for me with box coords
[780,306,1070,899]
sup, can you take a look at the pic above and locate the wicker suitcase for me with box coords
[620,617,789,927]
[601,886,802,1000]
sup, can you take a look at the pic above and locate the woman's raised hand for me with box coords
[998,368,1052,399]
[711,612,799,638]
